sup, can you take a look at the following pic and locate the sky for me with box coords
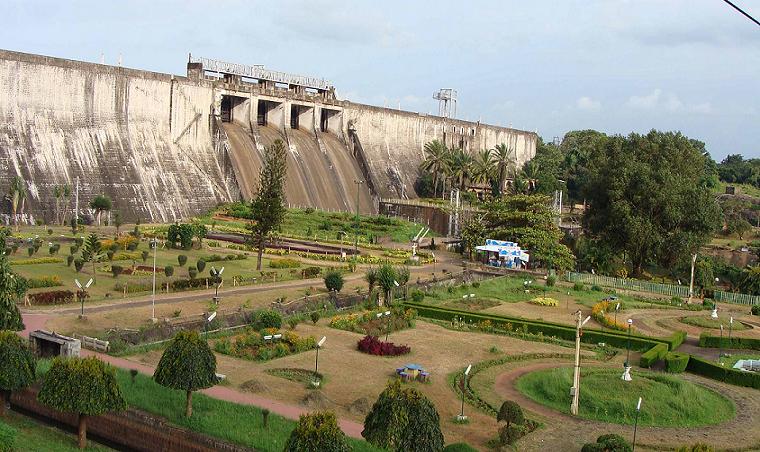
[2,0,759,159]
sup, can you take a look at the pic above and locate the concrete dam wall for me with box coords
[0,49,537,223]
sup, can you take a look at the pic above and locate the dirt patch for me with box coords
[240,379,268,393]
[347,397,372,416]
[301,390,332,410]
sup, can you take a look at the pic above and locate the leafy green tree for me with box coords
[192,222,207,248]
[0,229,26,331]
[0,331,35,416]
[420,140,449,198]
[153,330,217,417]
[53,184,72,226]
[581,433,632,452]
[738,265,760,296]
[447,148,473,191]
[462,194,575,271]
[471,149,495,187]
[492,143,516,196]
[559,130,607,206]
[112,211,122,235]
[363,379,444,452]
[528,138,564,196]
[164,265,174,277]
[167,224,194,250]
[497,400,524,427]
[376,263,398,305]
[6,177,27,232]
[81,233,103,284]
[89,194,112,226]
[248,140,288,270]
[365,267,378,293]
[721,198,752,239]
[584,131,721,276]
[38,356,126,448]
[284,411,350,452]
[323,270,345,292]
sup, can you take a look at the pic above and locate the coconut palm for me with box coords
[447,148,473,191]
[522,161,540,192]
[53,184,72,226]
[492,143,516,195]
[471,149,495,186]
[6,177,27,232]
[420,140,449,198]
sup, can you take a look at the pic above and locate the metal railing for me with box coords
[565,272,689,297]
[714,291,760,306]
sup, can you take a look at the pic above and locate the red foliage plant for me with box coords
[357,335,410,356]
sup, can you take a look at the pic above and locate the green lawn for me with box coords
[515,367,735,427]
[1,411,111,451]
[722,353,760,368]
[679,315,749,331]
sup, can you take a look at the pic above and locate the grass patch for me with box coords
[440,297,500,311]
[515,367,735,427]
[722,353,760,368]
[1,411,111,451]
[680,315,749,331]
[265,368,324,386]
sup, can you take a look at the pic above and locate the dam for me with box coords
[0,50,537,224]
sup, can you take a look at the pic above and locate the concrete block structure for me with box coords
[0,49,537,222]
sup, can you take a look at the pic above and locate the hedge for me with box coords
[664,352,690,373]
[403,302,669,352]
[0,421,16,452]
[686,355,760,389]
[667,330,687,350]
[640,343,668,368]
[699,333,760,350]
[28,290,75,305]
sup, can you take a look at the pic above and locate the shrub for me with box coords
[106,250,115,261]
[111,265,123,278]
[74,258,84,272]
[141,250,149,262]
[752,305,760,316]
[178,254,187,266]
[499,424,527,446]
[27,247,33,257]
[253,310,283,330]
[665,352,690,373]
[164,265,174,277]
[357,335,410,356]
[196,259,206,273]
[324,270,345,292]
[497,400,524,427]
[170,278,206,290]
[699,332,760,350]
[0,331,36,416]
[410,290,425,303]
[0,422,16,451]
[573,282,585,291]
[270,258,301,269]
[284,411,350,452]
[676,444,715,452]
[188,266,198,279]
[26,275,62,288]
[66,254,74,267]
[546,275,556,287]
[591,284,602,292]
[288,318,299,330]
[582,434,632,452]
[639,343,668,368]
[310,312,320,325]
[48,243,60,255]
[443,443,478,452]
[302,266,321,278]
[529,297,558,307]
[29,290,75,305]
[686,355,760,389]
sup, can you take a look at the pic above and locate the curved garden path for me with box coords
[493,362,760,451]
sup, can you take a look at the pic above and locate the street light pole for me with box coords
[688,253,697,304]
[570,311,590,415]
[719,324,724,363]
[729,317,733,348]
[622,318,633,381]
[632,397,642,452]
[459,364,472,421]
[353,180,364,254]
[314,336,326,386]
[151,238,157,322]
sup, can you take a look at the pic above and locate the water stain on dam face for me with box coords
[0,49,537,223]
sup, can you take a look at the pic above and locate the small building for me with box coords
[29,330,81,358]
[475,239,530,269]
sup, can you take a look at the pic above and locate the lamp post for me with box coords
[314,336,326,386]
[74,278,93,319]
[614,302,621,327]
[570,311,591,415]
[458,364,472,422]
[150,238,158,322]
[632,397,642,452]
[622,318,633,381]
[391,280,399,306]
[211,266,225,304]
[376,310,392,341]
[729,317,733,349]
[353,179,364,254]
[431,252,436,273]
[205,311,217,338]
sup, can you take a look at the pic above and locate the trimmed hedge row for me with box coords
[404,302,670,352]
[664,352,690,373]
[640,343,668,368]
[667,330,687,350]
[686,355,760,389]
[699,332,760,350]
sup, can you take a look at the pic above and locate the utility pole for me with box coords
[354,180,364,254]
[688,253,697,304]
[74,176,80,230]
[571,310,591,415]
[151,238,157,322]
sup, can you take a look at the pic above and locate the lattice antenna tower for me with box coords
[433,89,457,118]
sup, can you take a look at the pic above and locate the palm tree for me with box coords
[492,143,516,195]
[7,176,27,232]
[420,140,449,198]
[471,149,494,186]
[53,184,72,226]
[522,161,540,192]
[447,148,473,191]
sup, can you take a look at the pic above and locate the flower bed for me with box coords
[591,300,628,332]
[329,308,417,336]
[28,290,75,305]
[357,335,410,356]
[214,329,316,361]
[529,297,558,307]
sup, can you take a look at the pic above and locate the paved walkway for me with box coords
[20,313,365,439]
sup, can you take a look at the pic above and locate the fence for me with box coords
[714,290,760,306]
[79,335,110,352]
[565,272,689,297]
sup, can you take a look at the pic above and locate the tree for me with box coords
[492,143,516,196]
[462,195,575,271]
[0,229,26,331]
[529,138,564,196]
[89,195,112,226]
[447,148,473,191]
[6,177,27,232]
[471,149,495,187]
[113,211,122,236]
[284,411,350,452]
[581,433,632,452]
[721,198,752,239]
[192,222,207,248]
[420,140,449,198]
[559,130,607,205]
[38,357,126,448]
[153,330,217,417]
[81,233,102,284]
[738,265,760,296]
[584,131,721,276]
[362,379,444,452]
[247,140,288,270]
[376,263,397,305]
[497,400,524,428]
[0,331,35,416]
[53,184,72,226]
[167,224,194,250]
[324,270,344,292]
[365,267,378,293]
[164,265,174,277]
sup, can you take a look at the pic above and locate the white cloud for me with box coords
[576,96,601,111]
[627,89,662,109]
[626,89,712,114]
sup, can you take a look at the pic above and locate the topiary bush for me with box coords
[665,352,690,373]
[324,270,345,292]
[497,400,524,427]
[410,290,425,303]
[639,343,668,368]
[310,312,320,325]
[499,424,527,446]
[253,309,283,330]
[188,266,198,279]
[582,433,632,452]
[196,259,206,273]
[164,265,174,277]
[178,254,187,266]
[284,411,350,452]
[111,265,123,278]
[751,305,760,316]
[443,443,477,452]
[357,335,410,356]
[546,275,556,287]
[0,331,36,416]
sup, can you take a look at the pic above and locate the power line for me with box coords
[722,0,760,27]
